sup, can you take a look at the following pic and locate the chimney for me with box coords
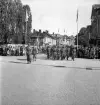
[33,29,35,33]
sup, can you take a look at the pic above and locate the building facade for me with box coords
[61,35,75,46]
[30,29,75,47]
[43,34,56,46]
[91,4,100,45]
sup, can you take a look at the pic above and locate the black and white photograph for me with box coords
[0,0,100,105]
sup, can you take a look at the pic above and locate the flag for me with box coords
[64,29,65,33]
[26,10,28,22]
[58,29,59,33]
[76,9,78,22]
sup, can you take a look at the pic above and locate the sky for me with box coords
[21,0,99,36]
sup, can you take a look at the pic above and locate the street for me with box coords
[1,54,100,105]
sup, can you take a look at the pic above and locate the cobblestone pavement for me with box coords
[0,54,100,105]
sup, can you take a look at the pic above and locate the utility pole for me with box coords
[76,9,79,50]
[25,21,27,44]
[25,10,28,45]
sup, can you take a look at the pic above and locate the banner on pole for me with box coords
[58,29,59,33]
[76,9,78,22]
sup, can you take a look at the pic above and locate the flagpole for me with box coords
[25,10,28,45]
[25,20,27,44]
[76,9,78,50]
[77,20,78,50]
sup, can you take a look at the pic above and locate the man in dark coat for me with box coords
[26,44,31,64]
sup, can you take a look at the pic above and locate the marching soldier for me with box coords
[26,43,31,64]
[66,47,70,60]
[53,46,57,60]
[32,46,37,61]
[60,46,63,60]
[62,46,66,60]
[71,47,75,61]
[56,46,60,60]
[46,46,50,59]
[70,46,74,61]
[50,46,54,59]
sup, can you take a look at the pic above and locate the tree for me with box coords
[0,0,32,44]
[75,27,89,46]
[23,5,32,44]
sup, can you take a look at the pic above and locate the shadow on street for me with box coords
[8,60,100,70]
[9,61,27,64]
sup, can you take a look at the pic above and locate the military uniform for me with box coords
[56,47,60,60]
[62,47,66,60]
[26,45,31,64]
[32,47,37,61]
[53,47,57,60]
[66,47,70,60]
[71,48,75,61]
[60,47,63,60]
[46,46,50,59]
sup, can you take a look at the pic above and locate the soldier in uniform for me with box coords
[26,43,31,64]
[53,46,57,60]
[66,46,70,60]
[51,46,54,60]
[32,46,37,61]
[56,46,60,60]
[71,47,75,61]
[50,46,53,59]
[46,46,49,59]
[62,46,66,60]
[60,46,63,60]
[3,46,7,56]
[70,46,74,61]
[58,46,61,60]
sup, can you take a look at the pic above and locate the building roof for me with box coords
[62,35,75,40]
[63,35,69,38]
[91,4,100,18]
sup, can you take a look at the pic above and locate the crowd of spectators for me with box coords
[0,44,100,59]
[0,44,26,56]
[77,46,100,59]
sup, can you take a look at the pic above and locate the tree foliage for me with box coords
[75,25,92,46]
[0,0,32,44]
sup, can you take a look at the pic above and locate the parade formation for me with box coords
[1,44,100,64]
[45,45,76,61]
